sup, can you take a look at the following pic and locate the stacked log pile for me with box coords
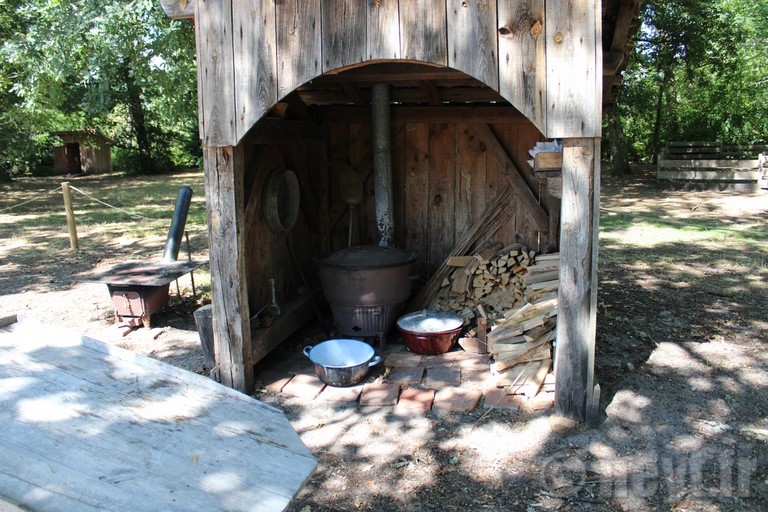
[428,245,560,397]
[432,241,536,320]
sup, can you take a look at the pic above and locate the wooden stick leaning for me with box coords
[408,185,515,311]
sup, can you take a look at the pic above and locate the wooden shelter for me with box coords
[53,131,112,175]
[161,0,641,423]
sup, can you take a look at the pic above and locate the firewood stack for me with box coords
[429,244,560,397]
[431,241,537,319]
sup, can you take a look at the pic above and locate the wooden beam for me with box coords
[204,146,253,393]
[602,50,624,76]
[475,123,549,231]
[419,80,441,106]
[610,0,640,52]
[318,105,528,124]
[241,119,326,145]
[159,0,194,20]
[298,86,504,106]
[337,80,367,105]
[553,138,600,422]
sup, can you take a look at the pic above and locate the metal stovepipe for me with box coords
[372,83,394,247]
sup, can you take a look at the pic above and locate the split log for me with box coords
[492,340,552,372]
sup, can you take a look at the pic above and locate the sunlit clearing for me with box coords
[601,222,720,248]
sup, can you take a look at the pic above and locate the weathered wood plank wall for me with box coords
[234,0,277,141]
[498,0,546,130]
[448,0,498,90]
[191,0,600,146]
[322,119,552,281]
[545,0,601,136]
[242,145,319,318]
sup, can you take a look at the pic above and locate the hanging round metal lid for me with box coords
[318,245,415,269]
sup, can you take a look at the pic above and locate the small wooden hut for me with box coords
[161,0,641,423]
[53,131,112,175]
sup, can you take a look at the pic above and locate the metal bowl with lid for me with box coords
[396,309,463,355]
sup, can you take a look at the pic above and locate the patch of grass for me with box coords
[0,171,207,259]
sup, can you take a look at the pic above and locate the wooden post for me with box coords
[553,138,600,423]
[61,182,79,252]
[203,146,253,393]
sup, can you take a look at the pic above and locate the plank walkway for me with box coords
[0,316,315,512]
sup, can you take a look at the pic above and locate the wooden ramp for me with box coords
[0,316,315,512]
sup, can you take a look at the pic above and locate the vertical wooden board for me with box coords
[322,0,367,71]
[195,0,237,146]
[234,0,277,143]
[349,123,372,245]
[327,123,351,252]
[455,124,487,241]
[399,0,448,65]
[545,0,600,138]
[497,0,546,132]
[427,123,456,276]
[403,124,430,280]
[316,140,331,255]
[554,138,599,421]
[276,0,321,100]
[391,123,407,248]
[367,0,400,60]
[447,0,498,89]
[203,146,252,392]
[244,145,282,308]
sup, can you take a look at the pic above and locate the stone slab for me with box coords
[359,382,400,406]
[387,366,425,384]
[397,388,435,413]
[384,352,423,368]
[424,366,462,388]
[434,388,482,414]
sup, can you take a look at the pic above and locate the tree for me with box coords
[620,0,768,162]
[1,0,199,176]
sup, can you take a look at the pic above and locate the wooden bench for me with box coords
[657,141,768,191]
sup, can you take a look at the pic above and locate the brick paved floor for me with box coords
[254,340,554,415]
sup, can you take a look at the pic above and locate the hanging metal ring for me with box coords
[262,168,300,233]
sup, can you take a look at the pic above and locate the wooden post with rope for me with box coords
[61,182,79,252]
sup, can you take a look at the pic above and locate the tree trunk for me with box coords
[120,61,154,174]
[651,68,671,165]
[607,104,631,176]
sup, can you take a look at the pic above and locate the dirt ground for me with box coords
[1,166,767,511]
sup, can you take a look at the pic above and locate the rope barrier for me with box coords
[0,186,62,213]
[68,185,162,221]
[600,206,768,238]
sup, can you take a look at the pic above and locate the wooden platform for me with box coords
[0,315,315,512]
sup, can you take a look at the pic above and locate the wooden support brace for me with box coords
[475,123,549,231]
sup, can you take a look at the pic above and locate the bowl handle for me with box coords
[368,355,382,367]
[302,346,313,358]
